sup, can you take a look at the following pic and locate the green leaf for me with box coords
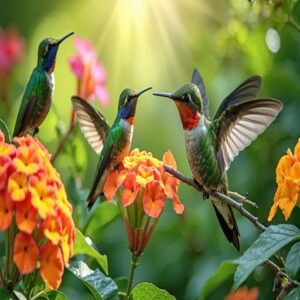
[73,228,108,274]
[284,286,300,300]
[47,291,68,300]
[68,261,118,300]
[0,119,11,143]
[234,224,300,289]
[114,277,128,294]
[0,288,10,300]
[200,260,238,300]
[130,283,175,300]
[84,202,120,243]
[285,241,300,278]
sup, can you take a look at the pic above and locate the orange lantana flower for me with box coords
[225,287,259,300]
[40,242,64,290]
[0,132,76,290]
[13,232,38,274]
[269,138,300,221]
[103,148,183,256]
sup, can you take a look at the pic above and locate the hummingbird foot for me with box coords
[33,127,39,136]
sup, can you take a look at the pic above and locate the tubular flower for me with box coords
[0,132,76,290]
[225,287,259,300]
[69,36,109,106]
[103,148,183,256]
[268,139,300,221]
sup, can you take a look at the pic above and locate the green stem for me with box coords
[287,17,300,33]
[30,288,49,300]
[125,253,138,299]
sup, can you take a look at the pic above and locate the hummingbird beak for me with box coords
[56,32,74,45]
[135,87,152,97]
[153,92,181,101]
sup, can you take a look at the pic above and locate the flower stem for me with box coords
[51,124,74,164]
[287,17,300,34]
[125,253,139,299]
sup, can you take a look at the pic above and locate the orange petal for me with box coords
[0,156,11,190]
[8,172,28,202]
[276,155,294,184]
[142,180,166,218]
[103,169,119,202]
[122,172,139,207]
[294,138,300,161]
[163,150,177,169]
[0,191,13,230]
[40,242,64,290]
[225,287,259,300]
[41,215,62,245]
[13,232,38,274]
[136,165,154,187]
[172,194,184,214]
[15,194,37,234]
[13,146,41,175]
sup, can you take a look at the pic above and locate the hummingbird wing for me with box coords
[213,98,283,174]
[86,123,124,209]
[13,69,50,137]
[72,96,110,154]
[191,68,210,119]
[214,76,262,120]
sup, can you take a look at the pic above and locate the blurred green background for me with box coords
[1,0,300,299]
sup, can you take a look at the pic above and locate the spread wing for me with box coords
[214,76,262,120]
[213,98,283,174]
[72,96,110,154]
[191,68,210,119]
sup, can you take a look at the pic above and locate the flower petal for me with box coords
[103,170,119,202]
[13,232,38,274]
[40,242,64,290]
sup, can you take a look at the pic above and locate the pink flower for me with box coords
[0,26,25,73]
[69,36,109,107]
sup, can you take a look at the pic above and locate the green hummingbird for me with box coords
[13,32,74,137]
[154,69,283,250]
[72,87,152,209]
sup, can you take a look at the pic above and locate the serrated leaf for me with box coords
[68,261,118,300]
[73,228,108,274]
[286,241,300,278]
[47,290,68,300]
[284,286,300,300]
[84,202,119,243]
[200,260,238,300]
[0,119,11,143]
[130,282,175,300]
[234,224,300,289]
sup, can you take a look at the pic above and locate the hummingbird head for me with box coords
[37,32,74,73]
[154,83,204,130]
[118,87,152,124]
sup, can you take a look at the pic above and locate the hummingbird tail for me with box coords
[211,200,240,251]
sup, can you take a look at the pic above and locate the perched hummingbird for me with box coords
[72,87,152,209]
[154,69,283,250]
[13,32,74,137]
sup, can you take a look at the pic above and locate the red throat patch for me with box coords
[127,116,135,124]
[175,102,200,130]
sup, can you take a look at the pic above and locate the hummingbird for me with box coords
[154,69,283,250]
[13,32,74,137]
[72,87,152,209]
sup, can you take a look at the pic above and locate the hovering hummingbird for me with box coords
[72,87,152,209]
[13,32,74,137]
[154,69,283,250]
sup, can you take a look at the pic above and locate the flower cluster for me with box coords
[268,138,300,221]
[225,287,259,300]
[0,26,24,74]
[103,148,183,256]
[0,131,76,290]
[69,36,108,106]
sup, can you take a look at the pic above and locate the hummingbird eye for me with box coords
[183,94,192,102]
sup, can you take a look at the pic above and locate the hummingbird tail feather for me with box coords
[87,174,106,210]
[211,198,240,251]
